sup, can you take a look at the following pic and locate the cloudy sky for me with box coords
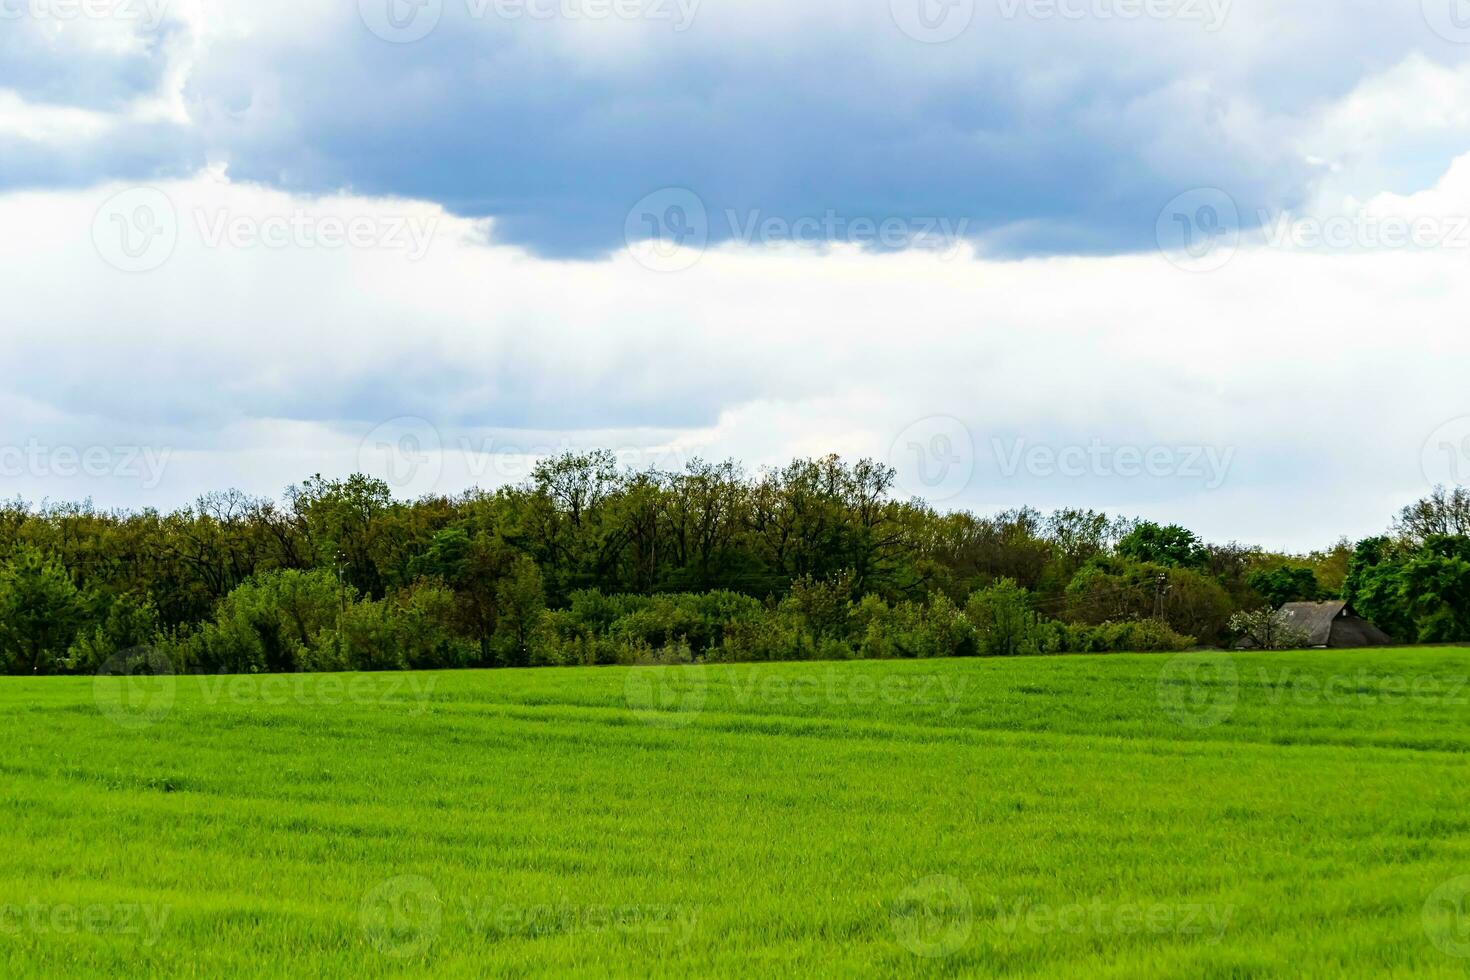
[4,0,1470,550]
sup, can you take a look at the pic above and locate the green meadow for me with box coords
[3,648,1470,977]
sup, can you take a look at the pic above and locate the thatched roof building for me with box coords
[1278,601,1393,648]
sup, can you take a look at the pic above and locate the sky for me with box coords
[3,0,1470,551]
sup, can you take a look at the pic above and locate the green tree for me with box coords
[189,568,344,674]
[1246,565,1321,608]
[0,547,85,674]
[1116,522,1207,568]
[965,579,1041,657]
[493,557,547,667]
[67,594,162,673]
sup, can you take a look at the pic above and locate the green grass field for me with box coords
[4,648,1470,977]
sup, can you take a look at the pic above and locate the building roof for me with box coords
[1279,601,1348,647]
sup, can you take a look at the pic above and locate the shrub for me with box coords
[1228,608,1309,650]
[67,594,161,674]
[966,579,1042,657]
[0,547,86,675]
[186,569,343,675]
[1059,619,1195,654]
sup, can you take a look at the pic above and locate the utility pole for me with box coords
[335,551,346,656]
[1153,573,1168,621]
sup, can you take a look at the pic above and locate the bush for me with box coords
[1066,558,1230,644]
[1228,608,1309,650]
[186,569,343,674]
[966,579,1042,657]
[1059,619,1196,654]
[67,594,162,674]
[0,547,86,675]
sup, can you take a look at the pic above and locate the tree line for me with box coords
[0,452,1463,675]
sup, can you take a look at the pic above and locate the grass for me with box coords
[3,647,1470,977]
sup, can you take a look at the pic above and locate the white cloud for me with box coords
[0,167,1465,550]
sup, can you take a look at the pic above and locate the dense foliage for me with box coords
[0,452,1459,675]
